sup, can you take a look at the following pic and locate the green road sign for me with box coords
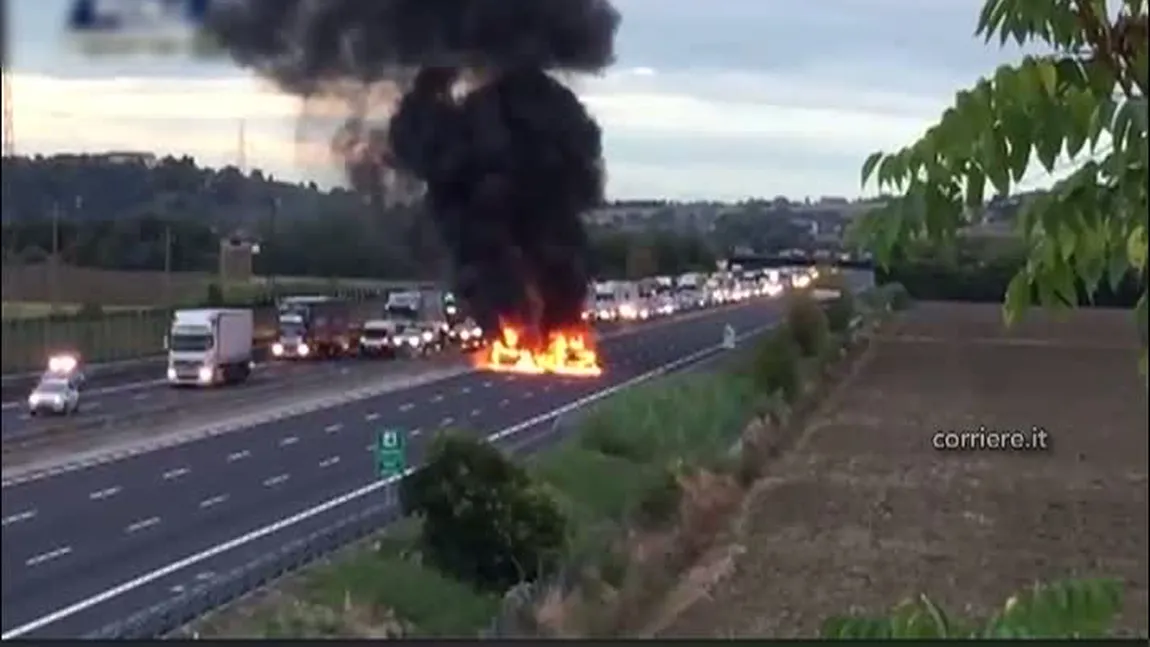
[375,428,407,478]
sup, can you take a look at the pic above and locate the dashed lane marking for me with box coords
[365,413,380,422]
[398,403,414,412]
[430,394,444,403]
[460,387,471,394]
[324,423,342,433]
[499,399,510,407]
[2,509,37,526]
[89,487,121,501]
[199,495,228,509]
[162,467,190,480]
[263,474,290,487]
[470,409,481,417]
[318,456,340,468]
[26,546,72,567]
[440,417,454,427]
[279,436,299,447]
[125,517,161,533]
[226,451,249,462]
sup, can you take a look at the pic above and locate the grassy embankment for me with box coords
[181,275,898,638]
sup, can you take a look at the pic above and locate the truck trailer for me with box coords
[166,308,254,387]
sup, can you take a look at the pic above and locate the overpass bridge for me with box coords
[726,252,875,271]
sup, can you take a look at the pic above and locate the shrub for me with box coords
[822,578,1122,639]
[748,328,800,402]
[885,282,911,311]
[401,432,568,592]
[824,293,855,335]
[785,291,830,358]
[205,282,224,306]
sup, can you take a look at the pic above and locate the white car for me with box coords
[28,378,81,416]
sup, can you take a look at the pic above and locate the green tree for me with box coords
[855,0,1148,374]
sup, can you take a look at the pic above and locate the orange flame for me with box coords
[475,323,602,377]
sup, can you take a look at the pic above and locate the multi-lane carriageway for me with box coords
[0,279,866,639]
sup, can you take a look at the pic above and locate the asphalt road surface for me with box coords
[0,319,655,437]
[0,285,859,638]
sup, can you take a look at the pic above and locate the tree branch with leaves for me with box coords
[854,0,1148,375]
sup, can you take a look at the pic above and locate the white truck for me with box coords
[166,308,254,387]
[675,272,707,310]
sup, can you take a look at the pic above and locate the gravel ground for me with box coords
[660,302,1148,638]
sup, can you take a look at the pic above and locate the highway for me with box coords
[0,319,654,438]
[0,292,818,638]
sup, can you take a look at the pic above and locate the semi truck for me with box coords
[272,295,358,359]
[381,290,449,356]
[166,308,254,387]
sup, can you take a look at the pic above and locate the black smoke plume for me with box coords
[203,0,621,343]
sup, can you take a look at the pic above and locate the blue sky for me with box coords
[6,0,1028,200]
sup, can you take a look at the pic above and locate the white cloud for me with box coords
[8,64,960,199]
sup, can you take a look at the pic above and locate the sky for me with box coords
[5,0,1032,201]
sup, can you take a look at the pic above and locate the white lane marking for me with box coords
[324,423,342,433]
[226,451,250,462]
[2,509,37,526]
[132,393,149,401]
[470,409,481,417]
[0,313,785,639]
[543,385,552,392]
[460,386,471,394]
[279,436,299,447]
[365,413,380,421]
[195,571,215,581]
[364,444,373,452]
[162,467,189,480]
[482,380,492,387]
[499,399,510,407]
[410,428,423,437]
[319,456,340,468]
[522,391,534,399]
[199,495,229,509]
[430,394,444,403]
[26,546,72,567]
[440,416,454,427]
[89,486,121,501]
[126,517,161,533]
[398,403,414,412]
[170,584,185,594]
[263,474,290,487]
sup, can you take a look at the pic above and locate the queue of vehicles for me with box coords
[25,267,820,415]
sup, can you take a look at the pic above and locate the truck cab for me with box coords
[166,308,254,387]
[272,295,355,359]
[359,319,398,358]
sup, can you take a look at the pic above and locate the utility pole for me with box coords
[268,197,280,299]
[50,202,60,314]
[163,224,173,308]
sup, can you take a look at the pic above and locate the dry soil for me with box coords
[660,302,1148,637]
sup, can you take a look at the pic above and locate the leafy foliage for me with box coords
[854,0,1148,374]
[785,291,831,357]
[400,432,568,592]
[822,578,1124,639]
[824,293,857,335]
[747,328,801,401]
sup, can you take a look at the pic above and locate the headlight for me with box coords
[198,366,214,383]
[472,327,482,337]
[167,367,177,380]
[48,355,78,373]
[390,336,402,345]
[407,336,421,346]
[297,343,310,356]
[422,331,433,342]
[271,343,284,356]
[460,330,471,340]
[27,394,38,406]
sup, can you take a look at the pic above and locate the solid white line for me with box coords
[0,318,780,639]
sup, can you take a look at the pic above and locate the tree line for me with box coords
[1,154,726,280]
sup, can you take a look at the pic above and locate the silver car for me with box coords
[27,378,81,416]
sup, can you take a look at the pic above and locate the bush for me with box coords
[785,291,830,358]
[824,293,855,335]
[822,578,1123,639]
[885,282,911,311]
[748,328,800,402]
[205,282,224,306]
[401,432,568,592]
